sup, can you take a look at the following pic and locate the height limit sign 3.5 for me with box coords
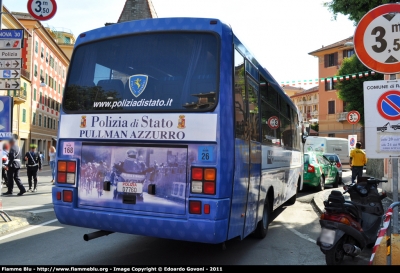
[27,0,57,21]
[354,4,400,74]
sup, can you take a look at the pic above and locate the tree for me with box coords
[324,0,391,24]
[335,55,383,125]
[311,123,319,132]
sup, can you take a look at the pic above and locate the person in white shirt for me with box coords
[49,146,56,184]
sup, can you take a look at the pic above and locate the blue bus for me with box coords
[53,17,304,244]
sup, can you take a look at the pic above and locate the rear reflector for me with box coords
[56,192,61,200]
[67,161,76,173]
[204,204,210,214]
[189,201,202,214]
[63,190,73,202]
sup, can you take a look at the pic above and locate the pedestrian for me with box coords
[350,142,367,183]
[49,146,56,184]
[2,142,9,186]
[24,144,42,192]
[39,151,44,165]
[4,135,26,196]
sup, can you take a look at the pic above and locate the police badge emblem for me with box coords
[128,75,149,97]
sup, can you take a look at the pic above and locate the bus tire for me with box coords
[254,197,270,239]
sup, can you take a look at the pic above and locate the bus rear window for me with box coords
[63,32,219,112]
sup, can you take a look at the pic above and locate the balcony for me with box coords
[8,89,26,103]
[311,110,319,116]
[337,112,348,122]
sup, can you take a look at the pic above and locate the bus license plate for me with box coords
[320,228,335,245]
[117,182,143,193]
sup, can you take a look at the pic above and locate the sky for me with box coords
[3,0,356,87]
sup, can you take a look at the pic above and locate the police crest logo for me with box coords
[177,115,186,129]
[80,116,86,128]
[128,74,149,98]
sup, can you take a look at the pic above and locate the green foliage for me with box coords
[335,55,384,125]
[323,0,391,24]
[311,123,319,132]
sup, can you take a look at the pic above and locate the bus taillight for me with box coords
[57,160,77,184]
[191,167,216,195]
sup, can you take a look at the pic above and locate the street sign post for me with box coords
[354,3,400,74]
[27,0,57,21]
[0,30,22,95]
[364,79,400,234]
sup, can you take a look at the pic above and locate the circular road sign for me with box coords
[350,137,356,147]
[377,90,400,120]
[267,116,280,129]
[347,110,361,124]
[27,0,57,21]
[354,4,400,74]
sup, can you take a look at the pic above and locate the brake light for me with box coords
[191,167,216,195]
[189,201,202,214]
[320,213,325,220]
[63,190,73,202]
[336,162,341,168]
[57,160,77,184]
[323,212,362,231]
[307,165,315,173]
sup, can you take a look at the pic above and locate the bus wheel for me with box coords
[254,197,270,239]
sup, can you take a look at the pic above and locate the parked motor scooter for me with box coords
[316,177,388,265]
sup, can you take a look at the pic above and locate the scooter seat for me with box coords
[344,201,363,221]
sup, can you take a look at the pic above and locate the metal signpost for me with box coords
[0,29,23,93]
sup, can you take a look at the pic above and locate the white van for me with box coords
[304,136,349,166]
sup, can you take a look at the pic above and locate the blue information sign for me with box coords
[0,30,23,39]
[0,96,13,139]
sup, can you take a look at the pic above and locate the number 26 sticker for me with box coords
[63,142,75,155]
[198,146,214,162]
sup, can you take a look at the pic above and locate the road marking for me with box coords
[3,205,53,211]
[283,223,316,244]
[28,208,54,214]
[0,219,58,241]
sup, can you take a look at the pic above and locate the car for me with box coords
[391,123,400,130]
[303,152,340,191]
[323,153,342,184]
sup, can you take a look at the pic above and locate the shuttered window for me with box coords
[324,52,338,67]
[328,101,335,114]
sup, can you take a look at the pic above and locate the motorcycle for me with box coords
[316,177,388,265]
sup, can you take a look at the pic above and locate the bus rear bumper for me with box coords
[53,205,228,244]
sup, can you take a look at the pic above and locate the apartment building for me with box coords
[290,86,319,123]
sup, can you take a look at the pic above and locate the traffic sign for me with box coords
[363,80,400,158]
[348,135,357,156]
[0,96,13,140]
[354,4,400,74]
[347,110,361,124]
[0,49,21,59]
[0,40,22,49]
[0,79,20,90]
[0,70,20,79]
[0,30,23,39]
[377,90,400,120]
[0,59,21,69]
[27,0,57,21]
[267,116,280,129]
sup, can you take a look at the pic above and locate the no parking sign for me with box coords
[364,80,400,158]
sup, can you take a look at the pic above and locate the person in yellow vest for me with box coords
[350,142,367,183]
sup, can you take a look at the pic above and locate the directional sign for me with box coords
[364,80,400,158]
[267,116,280,129]
[0,39,21,49]
[347,110,361,124]
[0,69,20,79]
[377,90,400,120]
[0,96,13,140]
[0,49,21,59]
[0,59,22,69]
[0,79,20,90]
[27,0,57,21]
[354,4,400,74]
[0,30,23,39]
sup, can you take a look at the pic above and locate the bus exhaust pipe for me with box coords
[83,230,114,241]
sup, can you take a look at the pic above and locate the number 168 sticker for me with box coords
[63,142,75,155]
[354,4,400,74]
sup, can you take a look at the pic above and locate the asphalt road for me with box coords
[0,167,371,265]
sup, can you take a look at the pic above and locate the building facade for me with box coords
[290,86,319,123]
[309,37,363,141]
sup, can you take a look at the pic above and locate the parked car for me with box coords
[303,152,340,191]
[323,153,342,184]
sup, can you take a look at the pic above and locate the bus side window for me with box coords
[260,77,281,146]
[234,49,248,140]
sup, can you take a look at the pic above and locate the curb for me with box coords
[0,211,40,235]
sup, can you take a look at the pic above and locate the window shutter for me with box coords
[343,50,347,59]
[324,54,328,68]
[334,52,338,66]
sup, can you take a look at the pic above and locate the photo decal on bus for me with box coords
[128,74,149,97]
[58,113,218,141]
[78,144,189,214]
